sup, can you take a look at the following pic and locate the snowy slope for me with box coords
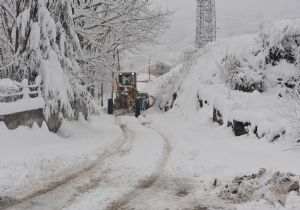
[148,19,300,144]
[133,19,300,209]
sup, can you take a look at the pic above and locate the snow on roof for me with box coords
[150,62,172,68]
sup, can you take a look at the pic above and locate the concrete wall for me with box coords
[0,100,89,133]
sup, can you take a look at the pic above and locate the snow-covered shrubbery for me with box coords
[219,54,264,93]
[216,19,300,95]
[259,19,300,66]
[149,18,300,143]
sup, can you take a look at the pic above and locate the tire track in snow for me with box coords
[104,128,172,210]
[1,118,134,210]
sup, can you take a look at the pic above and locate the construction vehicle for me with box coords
[108,71,149,117]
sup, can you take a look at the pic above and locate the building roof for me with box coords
[150,62,172,69]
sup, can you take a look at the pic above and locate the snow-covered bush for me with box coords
[73,0,170,96]
[231,70,264,93]
[259,19,300,66]
[219,54,264,93]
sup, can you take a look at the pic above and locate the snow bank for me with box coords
[149,19,300,143]
[0,114,122,200]
[146,111,300,210]
[0,98,45,115]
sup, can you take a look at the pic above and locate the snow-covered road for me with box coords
[1,108,300,210]
[2,116,170,210]
[121,108,300,210]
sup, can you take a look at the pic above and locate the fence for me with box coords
[0,77,42,103]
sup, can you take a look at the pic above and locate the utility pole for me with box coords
[148,56,151,82]
[111,53,116,100]
[101,83,104,107]
[117,49,121,72]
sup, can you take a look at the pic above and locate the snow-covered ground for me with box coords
[116,109,300,209]
[1,17,300,210]
[0,114,123,204]
[1,108,300,209]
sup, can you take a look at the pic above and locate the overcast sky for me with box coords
[123,0,300,71]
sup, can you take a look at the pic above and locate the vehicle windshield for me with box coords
[119,74,134,86]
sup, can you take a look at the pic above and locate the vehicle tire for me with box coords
[108,99,114,115]
[135,99,141,118]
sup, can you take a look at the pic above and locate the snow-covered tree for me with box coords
[16,0,95,120]
[72,0,170,88]
[1,0,169,123]
[0,1,24,78]
[0,1,16,57]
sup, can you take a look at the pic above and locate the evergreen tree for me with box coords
[17,0,94,120]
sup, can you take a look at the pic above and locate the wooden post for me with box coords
[117,50,121,72]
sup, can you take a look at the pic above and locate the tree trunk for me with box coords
[15,0,20,53]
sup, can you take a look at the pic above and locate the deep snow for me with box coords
[1,17,300,210]
[0,114,122,201]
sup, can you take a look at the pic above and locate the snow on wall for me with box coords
[0,77,44,116]
[0,98,45,116]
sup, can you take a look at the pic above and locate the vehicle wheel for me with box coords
[108,99,114,115]
[135,99,141,118]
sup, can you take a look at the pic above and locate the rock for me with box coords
[197,94,203,108]
[232,120,250,136]
[213,107,223,126]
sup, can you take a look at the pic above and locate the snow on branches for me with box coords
[16,0,97,120]
[258,19,300,66]
[73,0,170,71]
[0,0,170,121]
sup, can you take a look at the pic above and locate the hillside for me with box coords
[148,18,300,145]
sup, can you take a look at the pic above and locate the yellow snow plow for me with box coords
[107,72,150,117]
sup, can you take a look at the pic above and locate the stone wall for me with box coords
[198,95,286,141]
[0,109,44,130]
[0,100,89,133]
